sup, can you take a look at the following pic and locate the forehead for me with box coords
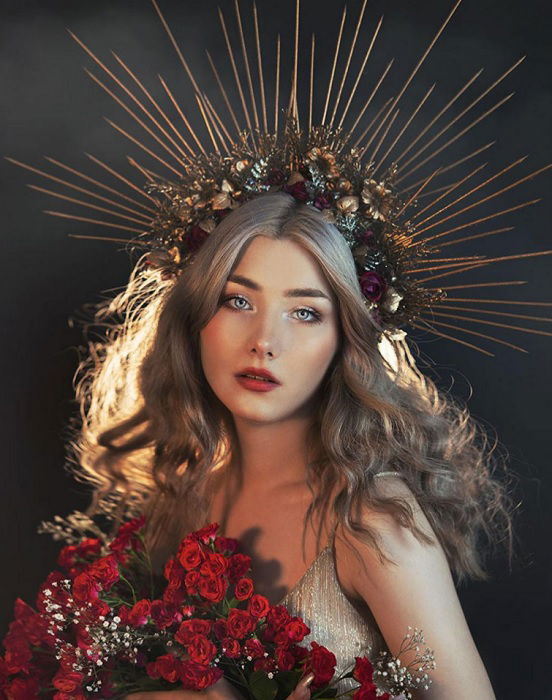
[230,236,331,291]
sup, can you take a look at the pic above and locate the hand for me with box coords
[124,672,315,700]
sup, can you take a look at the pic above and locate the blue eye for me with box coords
[221,295,322,324]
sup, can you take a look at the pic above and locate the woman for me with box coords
[73,192,511,699]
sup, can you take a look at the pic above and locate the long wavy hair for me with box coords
[69,191,515,584]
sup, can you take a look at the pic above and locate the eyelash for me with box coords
[220,294,323,324]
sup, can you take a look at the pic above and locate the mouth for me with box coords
[235,368,281,384]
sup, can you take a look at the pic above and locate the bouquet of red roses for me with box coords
[0,513,434,700]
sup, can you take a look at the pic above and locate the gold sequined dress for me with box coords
[279,471,407,698]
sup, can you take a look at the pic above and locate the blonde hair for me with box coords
[69,192,515,584]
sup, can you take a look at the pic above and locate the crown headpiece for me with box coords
[9,0,552,356]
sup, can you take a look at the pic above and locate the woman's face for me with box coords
[199,235,340,425]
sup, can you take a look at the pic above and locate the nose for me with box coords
[248,309,282,359]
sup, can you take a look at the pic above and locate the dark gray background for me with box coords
[1,0,551,696]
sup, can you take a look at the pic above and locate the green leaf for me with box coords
[248,670,278,700]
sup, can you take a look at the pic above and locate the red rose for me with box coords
[72,572,100,604]
[308,641,337,687]
[187,634,217,665]
[179,541,204,570]
[248,594,270,619]
[164,586,187,607]
[151,600,182,629]
[152,654,180,683]
[57,545,78,570]
[253,657,276,672]
[180,661,223,690]
[213,619,228,640]
[184,570,200,595]
[214,536,239,554]
[353,656,375,685]
[222,637,241,659]
[175,619,212,645]
[200,552,228,577]
[3,636,31,674]
[276,647,296,671]
[226,608,256,639]
[266,604,291,628]
[164,557,185,585]
[359,270,387,302]
[243,638,265,659]
[7,676,41,699]
[234,577,254,601]
[198,573,227,602]
[128,599,151,626]
[286,617,310,642]
[89,555,120,590]
[77,537,102,558]
[53,670,84,693]
[285,180,309,201]
[12,599,49,646]
[227,553,251,583]
[193,523,219,544]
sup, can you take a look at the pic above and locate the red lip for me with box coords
[235,366,281,384]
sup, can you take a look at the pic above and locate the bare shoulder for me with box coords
[333,475,496,698]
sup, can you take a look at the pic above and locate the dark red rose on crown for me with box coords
[234,577,254,601]
[360,270,387,302]
[360,229,375,244]
[247,593,270,619]
[266,168,286,186]
[226,608,256,639]
[285,180,309,202]
[314,194,333,210]
[187,225,210,254]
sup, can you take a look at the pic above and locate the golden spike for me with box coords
[406,258,485,274]
[443,297,552,306]
[359,103,398,156]
[218,7,255,141]
[349,59,394,142]
[416,261,491,283]
[426,280,527,291]
[127,157,156,183]
[158,76,206,156]
[338,15,384,130]
[372,83,435,177]
[45,155,156,213]
[415,199,541,246]
[68,31,193,165]
[401,142,494,195]
[428,309,552,338]
[434,304,552,323]
[104,118,183,178]
[309,34,315,132]
[234,0,260,130]
[27,184,151,226]
[413,163,552,236]
[203,93,233,151]
[195,94,220,153]
[150,0,201,94]
[68,233,146,245]
[413,255,483,263]
[364,109,400,162]
[329,0,368,128]
[408,162,488,221]
[289,0,301,125]
[205,51,242,138]
[253,3,268,133]
[275,35,281,133]
[110,51,195,160]
[353,96,395,151]
[410,320,495,356]
[44,209,144,234]
[395,168,441,219]
[374,0,464,146]
[6,156,154,216]
[431,226,513,250]
[396,57,524,174]
[392,68,484,168]
[321,4,347,125]
[418,316,527,353]
[397,92,515,185]
[85,68,188,169]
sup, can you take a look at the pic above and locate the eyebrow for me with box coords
[227,274,332,300]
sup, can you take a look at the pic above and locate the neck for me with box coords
[231,413,317,490]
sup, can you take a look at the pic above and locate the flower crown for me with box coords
[9,0,552,355]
